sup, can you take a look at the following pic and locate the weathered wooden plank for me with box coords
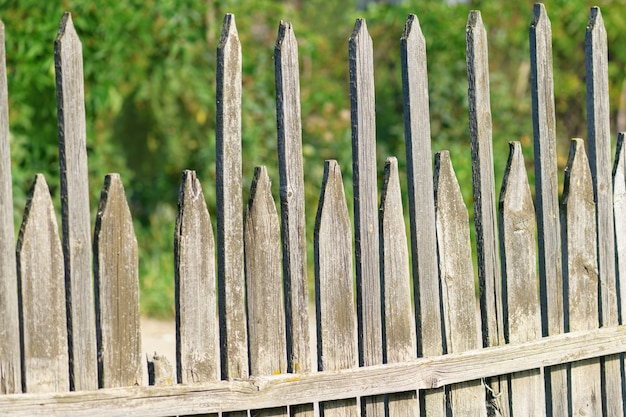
[529,5,567,414]
[561,139,602,416]
[614,133,626,327]
[0,19,21,395]
[174,170,219,385]
[349,18,383,417]
[380,157,418,416]
[315,161,357,417]
[585,8,623,416]
[466,12,508,415]
[434,151,486,417]
[147,354,174,387]
[244,166,287,417]
[16,174,69,393]
[274,20,311,380]
[2,324,626,417]
[216,14,248,388]
[499,142,545,416]
[400,14,445,416]
[54,12,97,391]
[94,174,141,388]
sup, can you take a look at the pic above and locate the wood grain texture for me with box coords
[216,13,248,385]
[3,325,626,416]
[174,170,219,384]
[529,5,567,414]
[434,151,486,417]
[274,20,311,379]
[380,158,418,416]
[94,174,141,388]
[499,142,545,416]
[0,19,21,395]
[314,161,357,417]
[54,12,97,391]
[16,174,69,394]
[466,12,508,416]
[244,166,287,417]
[585,8,623,416]
[561,139,602,416]
[349,18,383,416]
[400,14,445,416]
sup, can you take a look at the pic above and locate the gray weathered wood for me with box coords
[94,174,141,388]
[147,354,174,387]
[315,161,357,417]
[466,12,508,415]
[400,14,445,416]
[16,174,69,393]
[380,157,418,417]
[2,324,626,416]
[561,139,602,416]
[0,19,21,395]
[54,12,97,391]
[244,166,287,417]
[349,18,383,417]
[529,5,567,414]
[174,170,219,385]
[499,142,545,416]
[585,8,623,416]
[216,14,248,387]
[434,151,486,417]
[614,133,626,328]
[274,20,311,380]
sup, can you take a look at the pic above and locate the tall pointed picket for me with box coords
[54,12,97,391]
[0,20,20,395]
[216,14,248,394]
[315,161,358,417]
[561,139,602,416]
[466,11,508,414]
[174,170,219,387]
[349,18,383,417]
[401,14,445,416]
[529,4,566,414]
[499,142,545,416]
[585,8,623,416]
[274,25,313,417]
[380,157,418,416]
[16,175,69,393]
[434,151,486,417]
[94,174,142,388]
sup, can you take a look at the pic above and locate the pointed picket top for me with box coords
[274,21,311,385]
[244,166,287,378]
[314,160,357,374]
[561,139,602,416]
[614,133,626,319]
[380,157,419,416]
[55,11,96,392]
[466,10,504,360]
[17,174,69,393]
[94,174,141,388]
[561,139,599,323]
[216,13,247,384]
[175,170,218,385]
[433,151,486,417]
[0,19,20,394]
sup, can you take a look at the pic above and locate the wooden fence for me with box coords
[1,3,626,416]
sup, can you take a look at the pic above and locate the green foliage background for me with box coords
[2,0,626,317]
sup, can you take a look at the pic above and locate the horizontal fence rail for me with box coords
[1,3,626,417]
